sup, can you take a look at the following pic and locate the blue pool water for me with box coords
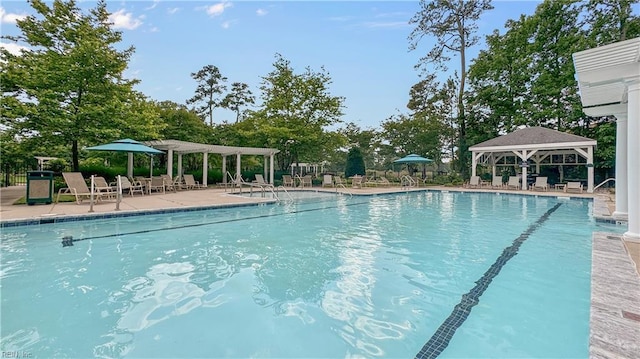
[0,191,621,358]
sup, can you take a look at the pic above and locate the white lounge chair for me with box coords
[377,177,392,187]
[300,175,312,188]
[533,177,548,191]
[322,174,333,187]
[57,172,103,204]
[94,176,116,199]
[491,175,503,189]
[183,174,205,189]
[148,176,165,194]
[506,176,520,190]
[121,177,146,196]
[351,175,363,189]
[564,181,583,193]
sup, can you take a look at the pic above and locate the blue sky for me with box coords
[1,1,542,130]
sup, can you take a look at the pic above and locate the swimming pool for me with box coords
[0,191,619,358]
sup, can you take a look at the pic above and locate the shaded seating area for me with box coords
[491,175,503,189]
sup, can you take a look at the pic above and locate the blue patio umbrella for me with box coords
[393,154,433,178]
[86,139,164,178]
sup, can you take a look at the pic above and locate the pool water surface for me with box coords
[0,191,619,358]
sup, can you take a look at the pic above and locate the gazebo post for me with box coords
[612,113,628,217]
[202,152,208,187]
[167,149,173,178]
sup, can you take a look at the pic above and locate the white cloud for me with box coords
[221,20,233,29]
[167,7,180,15]
[149,26,159,33]
[0,41,29,56]
[205,2,232,17]
[0,7,27,24]
[145,0,160,11]
[108,9,143,30]
[256,8,268,16]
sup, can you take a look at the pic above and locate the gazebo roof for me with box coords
[145,139,280,156]
[469,127,596,151]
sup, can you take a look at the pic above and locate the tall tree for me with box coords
[409,0,493,178]
[221,82,255,123]
[0,0,160,171]
[584,0,640,44]
[528,0,585,132]
[250,54,344,171]
[467,15,535,134]
[187,65,227,126]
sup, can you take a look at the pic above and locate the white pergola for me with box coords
[145,140,280,186]
[573,37,640,241]
[469,127,597,192]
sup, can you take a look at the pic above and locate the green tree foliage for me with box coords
[345,147,365,178]
[468,15,535,135]
[409,0,494,178]
[584,0,640,45]
[221,82,255,123]
[0,0,161,171]
[187,64,227,126]
[337,123,381,170]
[247,54,344,171]
[155,101,212,143]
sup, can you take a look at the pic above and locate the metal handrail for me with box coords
[594,178,615,192]
[400,175,416,188]
[275,185,294,201]
[335,183,352,197]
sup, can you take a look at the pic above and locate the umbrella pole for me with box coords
[127,152,134,178]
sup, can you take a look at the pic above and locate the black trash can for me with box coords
[26,170,54,205]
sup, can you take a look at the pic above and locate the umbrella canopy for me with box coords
[85,138,163,154]
[393,154,433,164]
[86,139,164,178]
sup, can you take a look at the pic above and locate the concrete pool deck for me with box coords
[1,184,638,358]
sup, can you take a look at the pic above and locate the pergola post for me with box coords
[127,152,134,178]
[167,149,173,178]
[202,152,208,187]
[177,154,183,177]
[613,113,628,217]
[222,155,227,185]
[587,146,594,193]
[270,154,275,184]
[236,153,241,185]
[263,155,268,182]
[471,151,478,177]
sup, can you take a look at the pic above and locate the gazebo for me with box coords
[469,127,597,192]
[572,37,640,241]
[145,140,280,185]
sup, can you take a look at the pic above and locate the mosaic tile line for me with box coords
[415,202,563,359]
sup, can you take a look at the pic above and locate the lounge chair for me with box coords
[149,176,165,194]
[57,172,103,204]
[364,176,378,187]
[300,175,312,188]
[533,176,548,191]
[334,176,347,188]
[120,177,145,196]
[506,176,520,190]
[351,175,363,189]
[183,174,205,189]
[254,174,274,188]
[564,181,583,193]
[282,175,294,187]
[377,177,392,187]
[491,175,503,189]
[161,174,180,192]
[468,176,481,188]
[322,174,333,187]
[94,176,116,199]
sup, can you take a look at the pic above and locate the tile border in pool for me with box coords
[0,201,274,228]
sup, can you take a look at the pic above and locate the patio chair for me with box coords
[94,176,116,199]
[161,174,178,192]
[183,174,205,189]
[282,175,294,188]
[149,176,165,194]
[57,172,103,204]
[377,177,392,187]
[468,176,481,188]
[506,176,520,190]
[119,177,145,196]
[351,175,363,189]
[334,176,347,188]
[491,175,503,189]
[254,174,274,188]
[564,181,583,193]
[322,174,334,187]
[533,176,549,191]
[300,175,313,188]
[364,176,378,187]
